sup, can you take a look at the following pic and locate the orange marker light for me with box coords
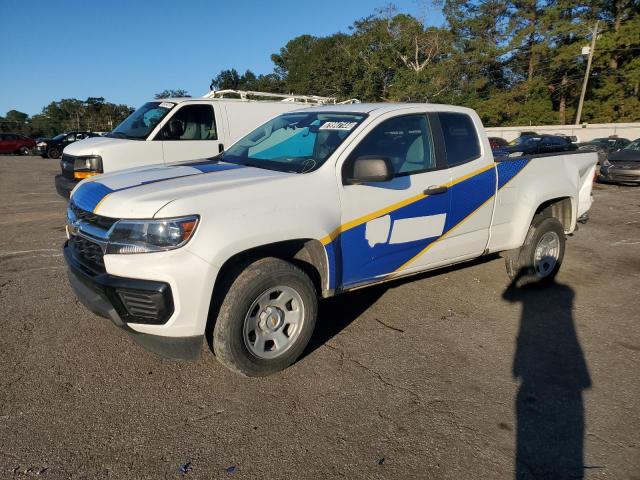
[74,171,99,180]
[181,220,198,242]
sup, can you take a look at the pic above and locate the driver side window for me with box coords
[348,115,435,177]
[158,105,217,141]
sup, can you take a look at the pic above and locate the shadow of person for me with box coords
[503,275,591,480]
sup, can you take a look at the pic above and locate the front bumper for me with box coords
[599,167,640,184]
[55,174,77,199]
[64,242,203,360]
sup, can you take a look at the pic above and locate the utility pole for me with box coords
[575,20,599,126]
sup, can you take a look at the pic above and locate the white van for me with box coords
[55,91,346,198]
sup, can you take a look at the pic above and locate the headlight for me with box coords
[73,155,103,180]
[106,216,199,254]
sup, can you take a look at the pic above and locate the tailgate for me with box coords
[577,162,597,217]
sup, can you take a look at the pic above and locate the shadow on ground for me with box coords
[504,278,591,479]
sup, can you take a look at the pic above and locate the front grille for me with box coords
[70,202,117,230]
[117,289,165,322]
[69,235,104,272]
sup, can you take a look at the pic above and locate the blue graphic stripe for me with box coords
[339,190,450,286]
[325,159,531,290]
[496,158,530,189]
[72,181,114,212]
[70,161,247,213]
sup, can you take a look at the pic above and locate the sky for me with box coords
[0,0,444,116]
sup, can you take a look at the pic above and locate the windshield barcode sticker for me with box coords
[158,102,176,109]
[320,121,358,131]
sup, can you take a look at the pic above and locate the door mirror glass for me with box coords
[346,156,393,184]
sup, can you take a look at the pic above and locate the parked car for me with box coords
[63,103,598,376]
[494,134,578,157]
[0,133,36,155]
[37,131,99,159]
[579,137,630,163]
[599,138,640,184]
[55,92,332,199]
[488,136,508,149]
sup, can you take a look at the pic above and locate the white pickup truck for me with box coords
[63,103,597,376]
[54,92,323,198]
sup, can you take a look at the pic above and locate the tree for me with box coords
[154,89,191,99]
[207,3,639,125]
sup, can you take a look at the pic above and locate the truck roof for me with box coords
[290,102,478,116]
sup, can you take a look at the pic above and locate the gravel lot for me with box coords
[0,155,639,479]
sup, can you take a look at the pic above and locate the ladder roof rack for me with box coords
[203,89,359,105]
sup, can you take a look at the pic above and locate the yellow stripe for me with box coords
[391,194,496,274]
[320,163,495,246]
[93,194,109,213]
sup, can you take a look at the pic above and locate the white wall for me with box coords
[485,122,640,142]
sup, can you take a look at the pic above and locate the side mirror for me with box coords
[168,119,184,138]
[345,156,393,184]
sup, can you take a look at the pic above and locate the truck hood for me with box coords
[64,135,134,156]
[608,149,640,162]
[70,159,290,218]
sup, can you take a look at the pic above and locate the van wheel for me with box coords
[504,216,565,286]
[213,257,318,376]
[47,148,60,159]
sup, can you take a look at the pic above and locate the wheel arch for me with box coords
[212,238,331,301]
[534,196,574,233]
[205,238,331,349]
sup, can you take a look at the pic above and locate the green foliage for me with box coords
[155,89,191,99]
[210,1,639,126]
[210,69,283,92]
[0,98,134,138]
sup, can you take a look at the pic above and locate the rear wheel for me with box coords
[505,215,565,286]
[213,257,318,376]
[47,147,60,159]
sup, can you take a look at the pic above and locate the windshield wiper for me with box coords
[107,131,144,140]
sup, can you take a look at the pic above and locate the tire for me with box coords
[213,257,318,376]
[504,215,565,287]
[18,146,30,156]
[47,147,60,159]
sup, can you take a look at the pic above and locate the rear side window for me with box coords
[438,112,480,166]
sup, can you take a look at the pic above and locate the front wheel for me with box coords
[47,147,60,159]
[18,146,30,156]
[213,257,318,376]
[504,216,565,286]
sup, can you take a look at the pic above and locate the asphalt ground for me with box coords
[0,155,638,480]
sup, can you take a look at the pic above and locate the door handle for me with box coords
[424,185,448,195]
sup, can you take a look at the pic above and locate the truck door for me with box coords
[157,103,223,163]
[430,111,496,265]
[336,113,452,288]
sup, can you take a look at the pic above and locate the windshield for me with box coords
[52,133,66,141]
[623,139,640,151]
[109,101,175,140]
[221,112,367,173]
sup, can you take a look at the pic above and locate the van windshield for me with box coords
[221,112,366,173]
[108,102,175,140]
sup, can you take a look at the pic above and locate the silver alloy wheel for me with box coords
[243,286,305,359]
[534,231,561,277]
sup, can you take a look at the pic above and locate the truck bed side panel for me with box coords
[487,152,597,253]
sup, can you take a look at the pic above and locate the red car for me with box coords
[0,133,36,155]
